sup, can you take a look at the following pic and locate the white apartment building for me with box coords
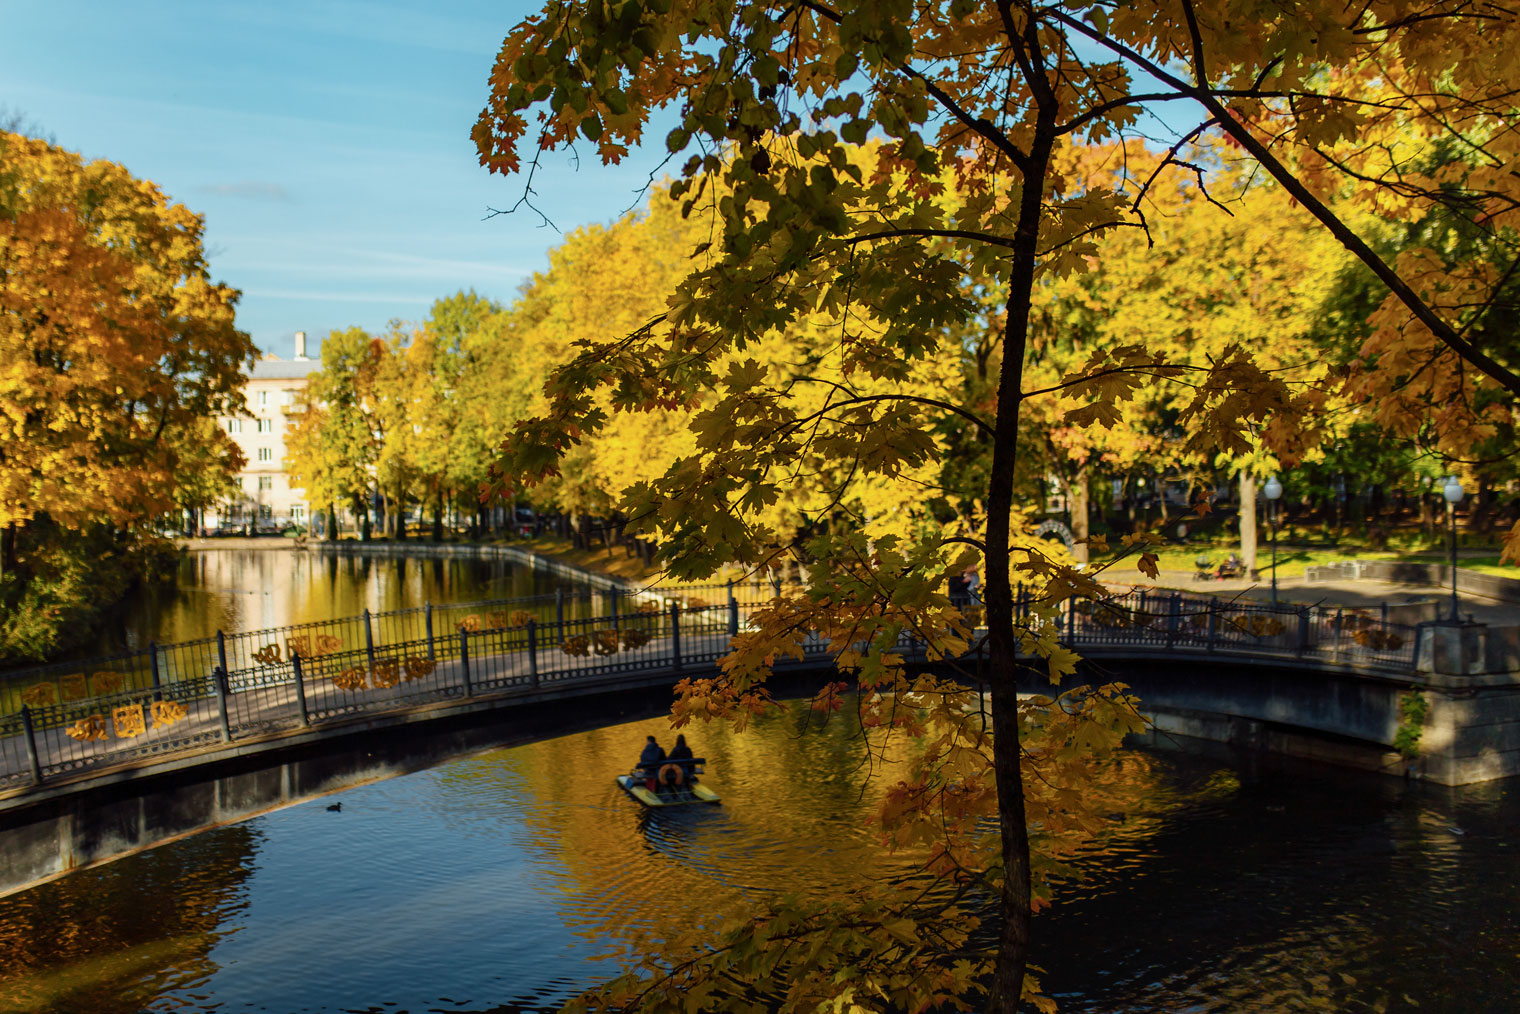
[203,331,320,534]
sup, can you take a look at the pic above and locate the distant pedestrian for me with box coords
[963,564,981,602]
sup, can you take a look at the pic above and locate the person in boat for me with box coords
[638,735,665,791]
[661,734,694,789]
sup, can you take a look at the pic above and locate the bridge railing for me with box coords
[0,580,1428,791]
[1061,589,1421,670]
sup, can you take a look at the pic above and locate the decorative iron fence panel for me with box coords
[0,581,1438,789]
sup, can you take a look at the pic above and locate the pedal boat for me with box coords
[617,758,721,807]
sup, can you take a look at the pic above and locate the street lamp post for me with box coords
[1263,476,1283,606]
[1443,476,1465,622]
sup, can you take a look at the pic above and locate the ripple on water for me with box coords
[0,711,1516,1013]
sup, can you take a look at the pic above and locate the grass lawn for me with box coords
[512,535,752,589]
[1117,544,1518,579]
[345,531,1517,584]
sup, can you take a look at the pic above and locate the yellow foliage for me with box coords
[0,132,252,533]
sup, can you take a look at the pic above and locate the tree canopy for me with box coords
[473,2,1520,1009]
[0,129,252,658]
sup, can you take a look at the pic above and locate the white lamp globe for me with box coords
[1443,476,1465,505]
[1263,476,1283,501]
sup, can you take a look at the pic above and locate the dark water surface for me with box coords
[94,548,598,653]
[0,704,1514,1014]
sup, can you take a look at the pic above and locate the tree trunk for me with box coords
[1473,477,1494,533]
[354,493,371,542]
[327,506,338,541]
[982,121,1056,1014]
[433,490,445,542]
[1239,472,1258,573]
[1067,462,1090,564]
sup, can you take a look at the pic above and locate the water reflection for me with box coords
[93,548,596,654]
[0,826,259,1013]
[0,708,1514,1012]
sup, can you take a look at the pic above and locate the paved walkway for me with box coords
[1113,571,1515,626]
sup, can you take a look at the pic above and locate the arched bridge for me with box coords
[2,581,1512,801]
[0,578,1515,897]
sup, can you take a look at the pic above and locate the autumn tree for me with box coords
[429,291,507,538]
[475,3,1520,1008]
[0,130,251,657]
[1019,144,1345,568]
[285,327,385,540]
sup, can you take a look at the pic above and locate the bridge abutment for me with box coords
[1089,650,1520,786]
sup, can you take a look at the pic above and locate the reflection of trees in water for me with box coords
[0,824,261,1014]
[94,547,587,653]
[437,701,1199,974]
[433,704,921,960]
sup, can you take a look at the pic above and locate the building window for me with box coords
[291,505,306,522]
[256,418,273,433]
[257,448,273,462]
[258,391,269,408]
[258,476,273,491]
[259,505,273,519]
[227,419,242,434]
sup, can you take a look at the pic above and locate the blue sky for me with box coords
[3,1,675,357]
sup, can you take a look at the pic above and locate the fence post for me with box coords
[148,640,162,699]
[610,587,621,631]
[670,601,683,673]
[727,580,739,638]
[1332,608,1343,660]
[19,705,43,785]
[1066,597,1077,642]
[216,629,230,683]
[1137,590,1149,633]
[1166,593,1180,649]
[1206,599,1218,651]
[1296,607,1310,657]
[771,573,782,597]
[291,653,311,727]
[213,667,233,742]
[363,609,377,673]
[556,587,566,643]
[459,630,473,697]
[527,620,539,688]
[424,602,435,662]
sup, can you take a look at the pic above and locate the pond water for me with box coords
[92,548,600,655]
[0,706,1514,1013]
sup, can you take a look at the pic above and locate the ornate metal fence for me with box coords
[0,581,1422,791]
